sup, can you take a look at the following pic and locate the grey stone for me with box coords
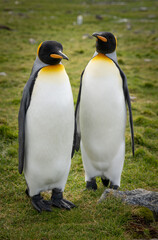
[139,6,148,11]
[99,188,158,221]
[130,96,137,101]
[29,38,36,44]
[144,58,152,62]
[77,15,83,25]
[82,34,93,40]
[0,72,7,76]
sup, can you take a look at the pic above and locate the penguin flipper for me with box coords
[18,58,47,174]
[116,64,135,156]
[72,70,85,156]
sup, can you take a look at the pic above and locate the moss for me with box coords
[134,133,145,146]
[134,116,153,127]
[0,124,17,141]
[144,127,157,139]
[143,82,154,88]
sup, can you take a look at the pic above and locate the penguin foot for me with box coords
[101,177,110,187]
[31,194,52,213]
[109,183,119,190]
[86,178,97,190]
[25,188,29,197]
[51,188,76,210]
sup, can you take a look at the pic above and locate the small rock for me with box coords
[140,19,155,23]
[50,16,55,19]
[0,72,7,76]
[3,8,12,12]
[130,96,136,101]
[29,38,36,44]
[126,22,132,30]
[148,14,156,19]
[15,1,19,4]
[117,18,128,23]
[134,30,142,34]
[99,188,158,221]
[95,15,103,20]
[82,34,93,40]
[144,58,152,62]
[77,15,83,25]
[17,12,28,18]
[0,24,12,31]
[8,11,14,15]
[139,6,148,11]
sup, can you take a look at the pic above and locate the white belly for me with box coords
[24,65,74,196]
[80,55,126,177]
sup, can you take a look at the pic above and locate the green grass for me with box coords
[0,0,158,239]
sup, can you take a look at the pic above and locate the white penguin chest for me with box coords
[30,65,72,114]
[82,55,123,105]
[25,64,74,159]
[80,54,126,157]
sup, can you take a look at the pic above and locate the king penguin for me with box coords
[73,32,134,190]
[18,41,76,212]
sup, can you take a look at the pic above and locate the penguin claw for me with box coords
[86,178,97,190]
[63,199,76,208]
[51,198,76,210]
[51,188,76,210]
[109,183,119,190]
[101,177,110,187]
[25,188,29,197]
[31,194,52,213]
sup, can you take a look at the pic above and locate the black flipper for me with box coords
[71,70,84,156]
[18,58,48,174]
[51,188,76,210]
[113,61,135,156]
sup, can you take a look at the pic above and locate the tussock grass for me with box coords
[0,0,158,239]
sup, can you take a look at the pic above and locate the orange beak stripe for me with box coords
[97,36,107,42]
[50,54,63,59]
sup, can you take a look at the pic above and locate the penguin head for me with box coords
[92,32,117,54]
[37,41,68,65]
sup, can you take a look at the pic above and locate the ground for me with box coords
[0,0,158,239]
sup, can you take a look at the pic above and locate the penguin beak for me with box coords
[50,51,69,60]
[92,33,107,42]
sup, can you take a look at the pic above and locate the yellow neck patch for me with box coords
[37,42,43,56]
[93,53,112,62]
[40,64,64,74]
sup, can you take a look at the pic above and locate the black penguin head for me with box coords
[37,41,68,65]
[92,32,117,54]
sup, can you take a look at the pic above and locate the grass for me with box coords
[0,0,158,239]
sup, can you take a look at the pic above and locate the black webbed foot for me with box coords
[25,188,29,197]
[31,194,52,213]
[86,177,97,190]
[101,177,110,187]
[109,182,119,190]
[51,188,76,210]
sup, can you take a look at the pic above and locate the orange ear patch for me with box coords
[97,36,107,42]
[50,54,63,59]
